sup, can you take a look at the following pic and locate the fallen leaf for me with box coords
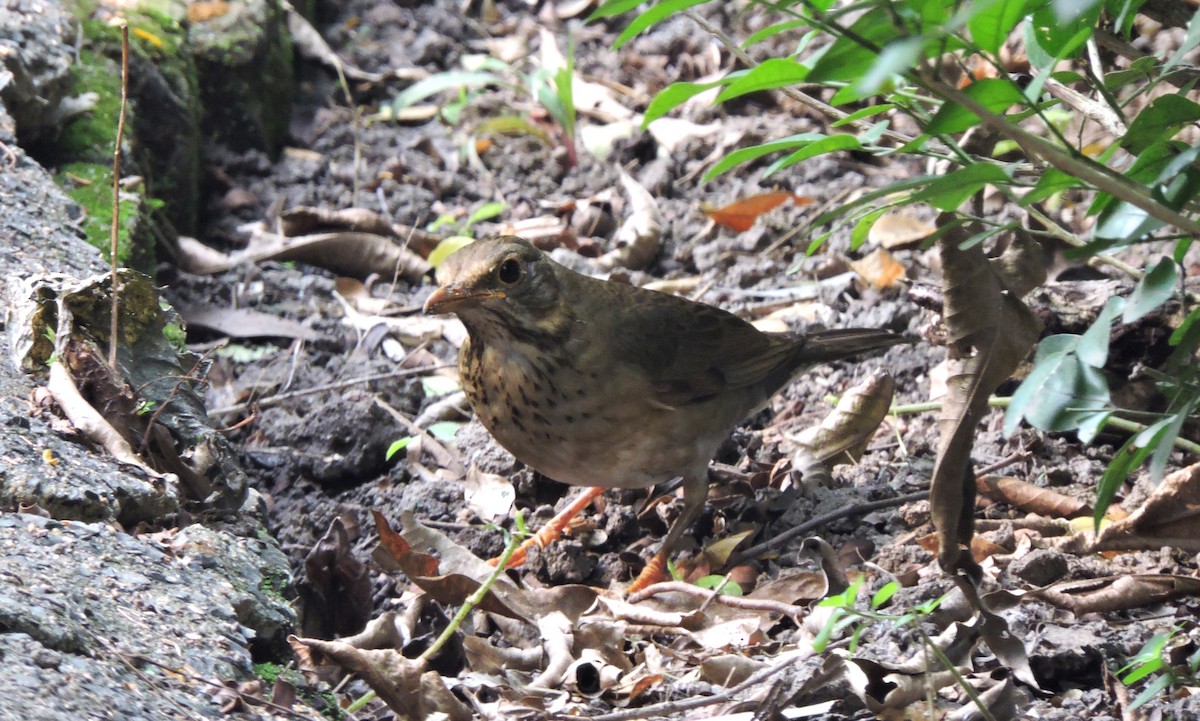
[869,210,937,249]
[703,191,815,233]
[849,247,907,289]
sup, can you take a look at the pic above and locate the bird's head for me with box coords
[424,236,564,333]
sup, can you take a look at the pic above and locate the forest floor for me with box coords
[162,2,1200,719]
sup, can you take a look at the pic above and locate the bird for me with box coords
[424,236,906,591]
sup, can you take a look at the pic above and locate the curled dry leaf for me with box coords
[1027,574,1200,615]
[849,247,907,289]
[931,217,1042,580]
[703,191,815,233]
[183,222,431,282]
[595,169,662,271]
[565,648,624,697]
[1093,461,1200,552]
[460,464,515,521]
[176,305,321,341]
[301,516,373,638]
[841,653,963,712]
[290,637,472,721]
[788,371,896,486]
[868,210,937,250]
[279,206,400,238]
[976,475,1090,519]
[645,117,721,154]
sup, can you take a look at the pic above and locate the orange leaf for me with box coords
[704,192,814,232]
[371,510,440,578]
[848,247,907,288]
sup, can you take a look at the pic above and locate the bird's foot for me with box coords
[624,552,670,594]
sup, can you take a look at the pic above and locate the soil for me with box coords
[159,1,1200,719]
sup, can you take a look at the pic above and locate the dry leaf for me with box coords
[868,210,936,250]
[703,191,815,233]
[1094,461,1200,552]
[1028,574,1200,615]
[849,247,907,289]
[976,475,1090,519]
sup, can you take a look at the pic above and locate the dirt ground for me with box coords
[161,1,1200,718]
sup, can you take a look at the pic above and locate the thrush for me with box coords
[424,236,906,591]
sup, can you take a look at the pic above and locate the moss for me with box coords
[56,162,153,267]
[258,569,289,602]
[56,52,127,162]
[59,1,201,237]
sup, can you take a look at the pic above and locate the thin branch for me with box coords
[109,22,130,371]
[206,364,448,416]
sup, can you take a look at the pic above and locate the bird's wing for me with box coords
[603,282,801,408]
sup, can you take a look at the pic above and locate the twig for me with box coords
[206,364,448,416]
[728,490,930,567]
[109,22,130,372]
[581,651,809,721]
[629,581,807,619]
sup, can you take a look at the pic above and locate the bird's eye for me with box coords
[497,257,522,285]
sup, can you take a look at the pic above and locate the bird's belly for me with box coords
[461,342,725,489]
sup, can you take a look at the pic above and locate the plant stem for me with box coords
[890,397,1200,455]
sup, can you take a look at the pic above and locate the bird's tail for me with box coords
[799,328,910,364]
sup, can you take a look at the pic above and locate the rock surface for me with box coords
[0,5,308,719]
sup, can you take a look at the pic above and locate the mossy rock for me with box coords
[189,0,293,154]
[56,162,165,271]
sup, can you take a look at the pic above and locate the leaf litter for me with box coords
[156,2,1200,719]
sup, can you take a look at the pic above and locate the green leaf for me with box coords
[421,376,461,398]
[808,12,903,84]
[926,78,1027,135]
[968,0,1028,55]
[1129,673,1174,710]
[465,201,506,230]
[742,18,809,48]
[1077,297,1124,367]
[428,236,474,268]
[642,80,726,125]
[1166,6,1200,69]
[851,208,887,251]
[870,581,899,609]
[1031,0,1102,59]
[1022,167,1084,205]
[588,0,643,20]
[1148,411,1185,485]
[1123,257,1178,323]
[392,71,504,110]
[958,222,1015,250]
[1122,95,1200,155]
[907,163,1011,211]
[1003,326,1114,436]
[1092,143,1200,244]
[386,437,413,460]
[427,421,462,442]
[703,132,824,181]
[762,134,862,176]
[832,104,896,128]
[613,0,713,49]
[855,36,926,96]
[694,576,744,595]
[1094,434,1153,527]
[716,58,809,103]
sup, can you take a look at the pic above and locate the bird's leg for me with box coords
[624,471,710,594]
[489,486,607,568]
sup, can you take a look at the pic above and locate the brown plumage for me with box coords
[425,236,906,589]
